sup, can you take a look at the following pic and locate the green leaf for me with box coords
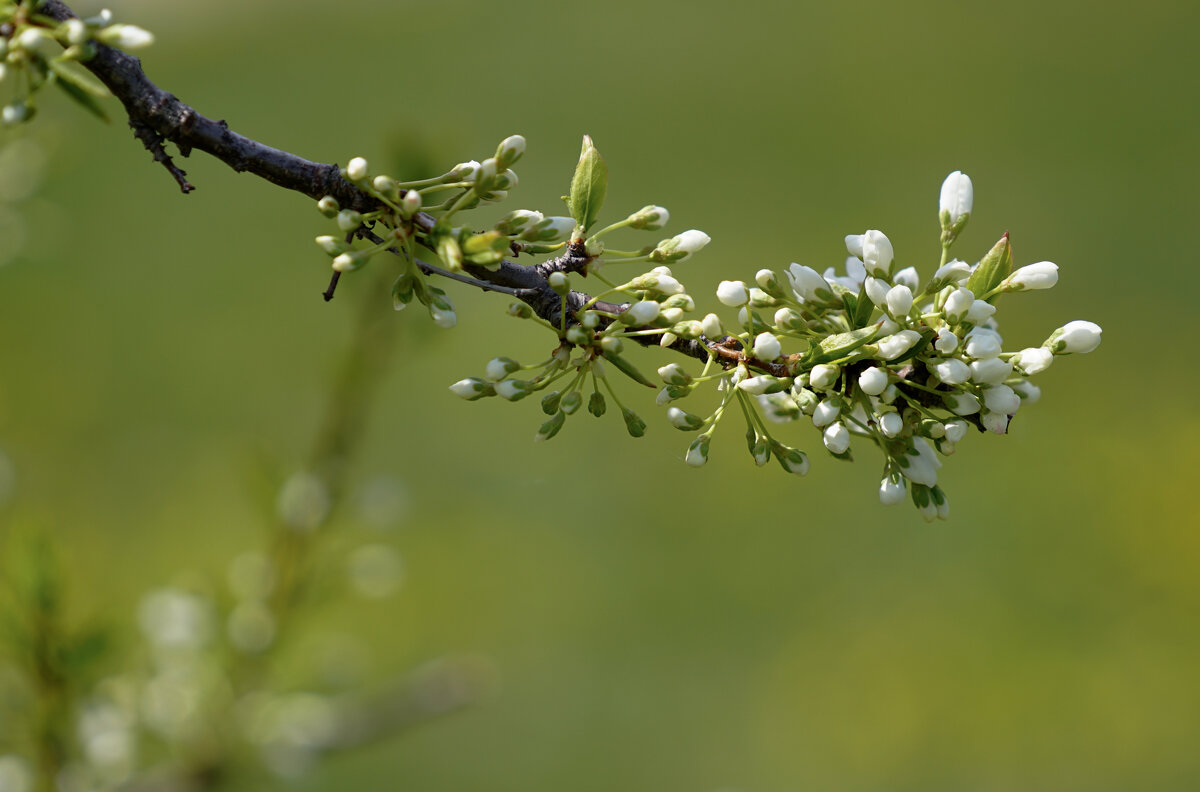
[49,60,110,122]
[567,135,607,234]
[965,233,1012,303]
[601,349,656,388]
[805,325,879,365]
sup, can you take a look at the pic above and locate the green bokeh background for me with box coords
[3,0,1199,789]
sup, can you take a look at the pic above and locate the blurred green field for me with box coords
[2,0,1199,789]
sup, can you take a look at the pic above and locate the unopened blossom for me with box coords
[864,277,890,307]
[624,300,660,324]
[944,392,981,415]
[716,280,748,306]
[1014,347,1053,375]
[812,398,842,428]
[653,230,711,262]
[901,438,941,487]
[969,357,1013,385]
[939,171,973,225]
[701,313,722,338]
[885,284,914,317]
[737,375,780,395]
[1012,380,1042,404]
[982,384,1021,414]
[823,422,850,454]
[894,266,920,291]
[809,364,839,390]
[981,410,1009,434]
[788,264,832,302]
[879,411,903,438]
[879,474,906,505]
[875,330,921,361]
[944,420,969,443]
[685,437,709,467]
[964,300,997,324]
[485,357,519,381]
[935,328,959,354]
[845,230,894,277]
[964,328,1003,359]
[753,332,782,360]
[1003,261,1058,292]
[628,205,670,230]
[931,259,972,288]
[944,287,975,322]
[858,367,888,396]
[346,157,369,181]
[1046,320,1102,354]
[930,358,971,385]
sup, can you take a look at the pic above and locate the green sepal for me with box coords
[851,289,875,328]
[541,391,562,415]
[965,233,1012,304]
[588,390,607,417]
[49,60,109,122]
[536,410,567,441]
[621,408,646,438]
[567,135,607,234]
[601,350,656,388]
[804,325,879,365]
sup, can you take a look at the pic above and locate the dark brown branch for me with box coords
[39,0,730,370]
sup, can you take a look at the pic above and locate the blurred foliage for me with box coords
[1,0,1198,790]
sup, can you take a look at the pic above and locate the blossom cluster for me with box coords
[449,159,1100,520]
[1,4,154,125]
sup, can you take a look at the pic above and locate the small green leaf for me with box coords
[965,233,1012,303]
[567,135,607,234]
[805,325,879,365]
[49,60,110,122]
[601,350,657,388]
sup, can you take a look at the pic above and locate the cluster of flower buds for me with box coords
[1,5,154,125]
[652,171,1100,519]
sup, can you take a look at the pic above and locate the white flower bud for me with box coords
[1014,347,1053,375]
[452,160,481,182]
[100,24,155,49]
[716,280,748,306]
[485,357,519,382]
[1012,380,1042,404]
[753,332,782,361]
[964,328,1003,359]
[982,384,1020,414]
[969,357,1013,385]
[401,189,422,218]
[1003,261,1058,291]
[930,358,971,385]
[788,263,832,302]
[879,411,903,438]
[846,230,894,277]
[1046,320,1102,354]
[964,300,997,324]
[449,378,491,400]
[812,398,842,428]
[624,300,660,325]
[667,407,703,431]
[823,422,850,454]
[935,328,959,354]
[900,438,941,487]
[943,287,974,322]
[980,410,1009,434]
[430,307,457,329]
[346,157,369,182]
[629,205,670,230]
[944,420,969,443]
[809,363,839,390]
[894,266,920,291]
[932,259,972,287]
[943,392,980,415]
[658,363,692,386]
[336,209,362,231]
[864,276,890,307]
[875,330,921,361]
[62,18,88,45]
[495,134,526,168]
[653,229,711,262]
[701,313,723,339]
[776,447,810,476]
[857,367,888,397]
[685,436,710,467]
[314,235,345,256]
[737,375,779,395]
[939,171,973,225]
[879,474,906,506]
[885,284,914,318]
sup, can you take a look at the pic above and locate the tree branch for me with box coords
[39,0,732,369]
